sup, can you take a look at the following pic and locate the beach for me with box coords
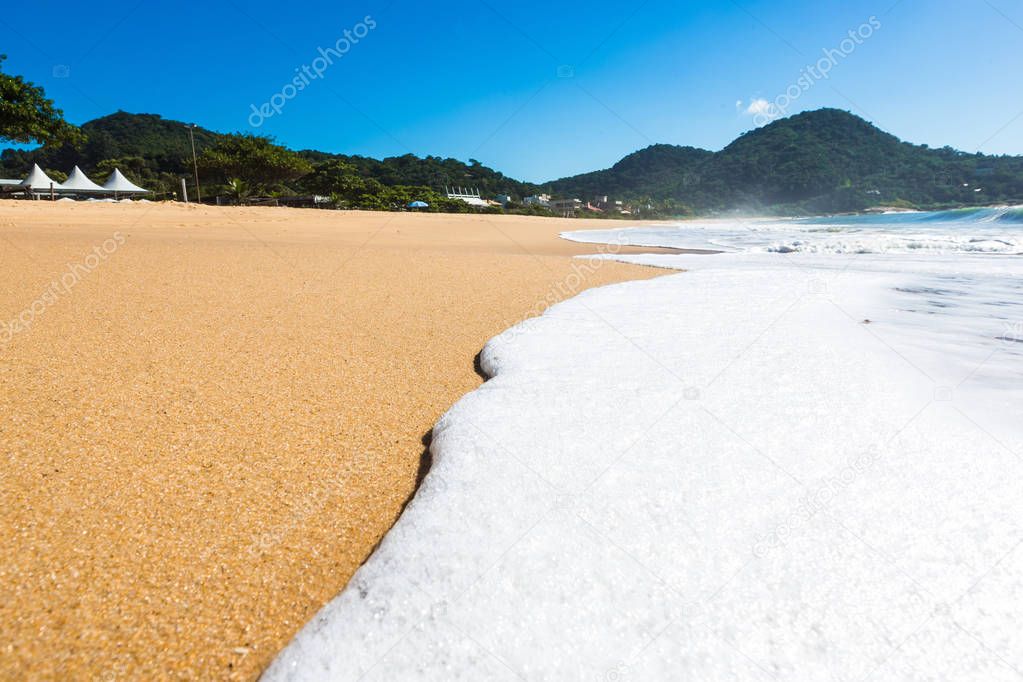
[0,201,664,680]
[268,211,1023,681]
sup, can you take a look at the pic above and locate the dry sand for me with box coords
[0,201,665,680]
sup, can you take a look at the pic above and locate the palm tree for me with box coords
[226,178,250,204]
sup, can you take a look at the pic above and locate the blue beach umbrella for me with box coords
[408,201,429,209]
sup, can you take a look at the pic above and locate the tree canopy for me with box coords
[0,55,82,146]
[548,109,1023,214]
[197,133,313,192]
[2,108,1021,215]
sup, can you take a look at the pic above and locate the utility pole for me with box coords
[187,124,202,203]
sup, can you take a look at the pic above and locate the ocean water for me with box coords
[566,206,1023,255]
[567,207,1023,402]
[266,207,1023,681]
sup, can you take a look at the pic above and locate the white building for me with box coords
[550,198,583,214]
[445,186,489,207]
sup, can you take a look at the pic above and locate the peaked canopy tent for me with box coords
[0,165,151,199]
[102,169,148,195]
[60,166,106,193]
[20,164,61,193]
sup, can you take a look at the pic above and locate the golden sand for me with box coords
[0,201,664,680]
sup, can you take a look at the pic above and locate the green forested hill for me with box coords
[3,108,1021,214]
[547,109,1023,213]
[300,151,539,199]
[0,112,537,201]
[544,144,712,207]
[0,112,224,193]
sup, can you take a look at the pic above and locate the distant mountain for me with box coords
[79,112,224,169]
[1,111,223,177]
[548,109,1023,213]
[544,144,712,203]
[3,108,1021,214]
[1,112,538,200]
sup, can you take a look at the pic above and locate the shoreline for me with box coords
[0,201,669,680]
[354,226,693,613]
[265,227,1023,680]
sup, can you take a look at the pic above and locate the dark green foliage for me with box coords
[297,159,364,198]
[44,168,67,183]
[296,151,540,200]
[197,134,313,192]
[3,108,1021,215]
[0,111,222,196]
[293,160,473,210]
[1,111,536,207]
[549,109,1023,215]
[0,55,82,147]
[546,144,711,203]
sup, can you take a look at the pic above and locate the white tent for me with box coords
[102,169,148,194]
[20,164,60,191]
[59,165,106,193]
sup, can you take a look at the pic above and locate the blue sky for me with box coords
[3,0,1022,181]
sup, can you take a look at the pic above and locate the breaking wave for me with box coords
[564,206,1023,255]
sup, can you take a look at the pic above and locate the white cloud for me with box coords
[744,98,773,117]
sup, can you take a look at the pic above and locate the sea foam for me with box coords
[565,207,1023,255]
[265,214,1023,680]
